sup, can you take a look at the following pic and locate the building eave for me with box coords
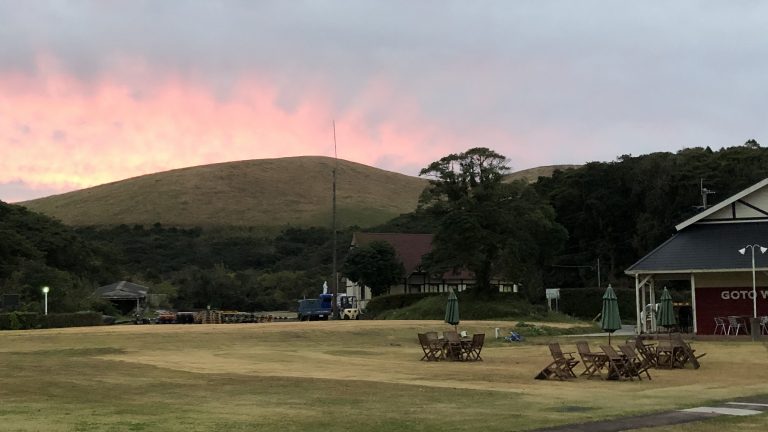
[675,178,768,231]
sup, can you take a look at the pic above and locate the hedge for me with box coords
[0,311,103,330]
[559,287,637,322]
[364,293,440,316]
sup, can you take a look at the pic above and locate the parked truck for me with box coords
[337,294,360,320]
[297,293,333,321]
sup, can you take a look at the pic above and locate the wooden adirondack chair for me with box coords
[671,333,704,369]
[417,333,443,361]
[464,333,485,361]
[535,343,579,380]
[619,344,652,380]
[575,340,606,379]
[632,337,658,368]
[600,345,634,381]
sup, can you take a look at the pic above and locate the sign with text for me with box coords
[720,289,768,300]
[695,287,768,334]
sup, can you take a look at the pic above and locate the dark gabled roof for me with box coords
[93,281,149,300]
[626,222,768,274]
[675,178,768,231]
[353,233,433,275]
[351,232,496,281]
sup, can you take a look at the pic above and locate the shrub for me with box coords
[559,287,636,321]
[43,312,103,328]
[372,293,548,320]
[364,293,440,316]
[0,311,103,330]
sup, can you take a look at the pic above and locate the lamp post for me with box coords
[42,286,50,315]
[738,244,767,319]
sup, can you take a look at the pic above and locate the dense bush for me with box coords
[364,293,440,316]
[559,287,636,321]
[0,311,103,330]
[373,293,548,320]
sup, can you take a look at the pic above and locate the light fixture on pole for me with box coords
[738,244,767,318]
[42,286,50,315]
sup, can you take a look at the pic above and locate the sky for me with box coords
[2,1,768,202]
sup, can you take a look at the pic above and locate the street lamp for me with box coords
[738,245,767,318]
[42,286,50,315]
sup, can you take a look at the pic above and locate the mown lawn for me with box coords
[1,320,767,431]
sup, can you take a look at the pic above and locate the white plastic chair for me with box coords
[713,317,727,335]
[727,316,746,335]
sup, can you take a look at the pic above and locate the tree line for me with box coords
[3,141,768,314]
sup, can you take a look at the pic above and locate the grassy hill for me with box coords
[20,156,429,229]
[505,164,581,183]
[20,158,580,229]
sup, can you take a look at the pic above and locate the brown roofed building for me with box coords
[347,232,516,308]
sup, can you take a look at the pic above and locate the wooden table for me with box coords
[655,340,684,368]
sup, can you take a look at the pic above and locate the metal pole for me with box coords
[331,121,338,319]
[597,257,601,288]
[44,291,48,315]
[752,246,757,319]
[690,273,698,334]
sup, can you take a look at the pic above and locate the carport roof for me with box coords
[94,281,149,300]
[626,222,768,274]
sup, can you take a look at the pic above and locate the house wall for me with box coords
[349,275,517,309]
[694,272,768,334]
[705,188,768,220]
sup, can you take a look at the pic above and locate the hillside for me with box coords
[505,164,581,183]
[20,157,429,228]
[20,158,578,229]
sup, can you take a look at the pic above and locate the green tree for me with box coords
[419,147,567,297]
[343,241,405,297]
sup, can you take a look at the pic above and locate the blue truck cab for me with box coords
[297,293,333,321]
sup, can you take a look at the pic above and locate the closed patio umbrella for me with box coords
[656,287,677,334]
[444,289,460,331]
[600,284,622,344]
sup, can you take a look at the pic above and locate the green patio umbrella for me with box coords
[656,287,677,333]
[600,284,622,344]
[444,289,460,331]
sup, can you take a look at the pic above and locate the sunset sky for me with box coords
[2,1,768,202]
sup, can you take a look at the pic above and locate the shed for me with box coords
[93,281,149,314]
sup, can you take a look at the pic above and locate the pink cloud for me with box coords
[1,55,548,200]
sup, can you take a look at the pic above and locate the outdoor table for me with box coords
[441,337,471,361]
[656,340,685,368]
[588,352,610,379]
[655,341,677,368]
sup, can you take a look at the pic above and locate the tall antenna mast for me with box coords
[700,178,715,210]
[331,120,339,318]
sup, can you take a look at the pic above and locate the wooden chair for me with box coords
[600,345,634,381]
[727,316,746,335]
[417,333,443,361]
[619,344,652,380]
[575,340,606,379]
[443,331,464,361]
[535,343,578,380]
[631,337,658,368]
[464,333,485,361]
[713,317,727,335]
[670,333,704,369]
[549,343,579,377]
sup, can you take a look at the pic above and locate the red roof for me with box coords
[352,232,475,280]
[352,233,433,275]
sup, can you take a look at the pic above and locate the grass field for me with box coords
[1,320,767,431]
